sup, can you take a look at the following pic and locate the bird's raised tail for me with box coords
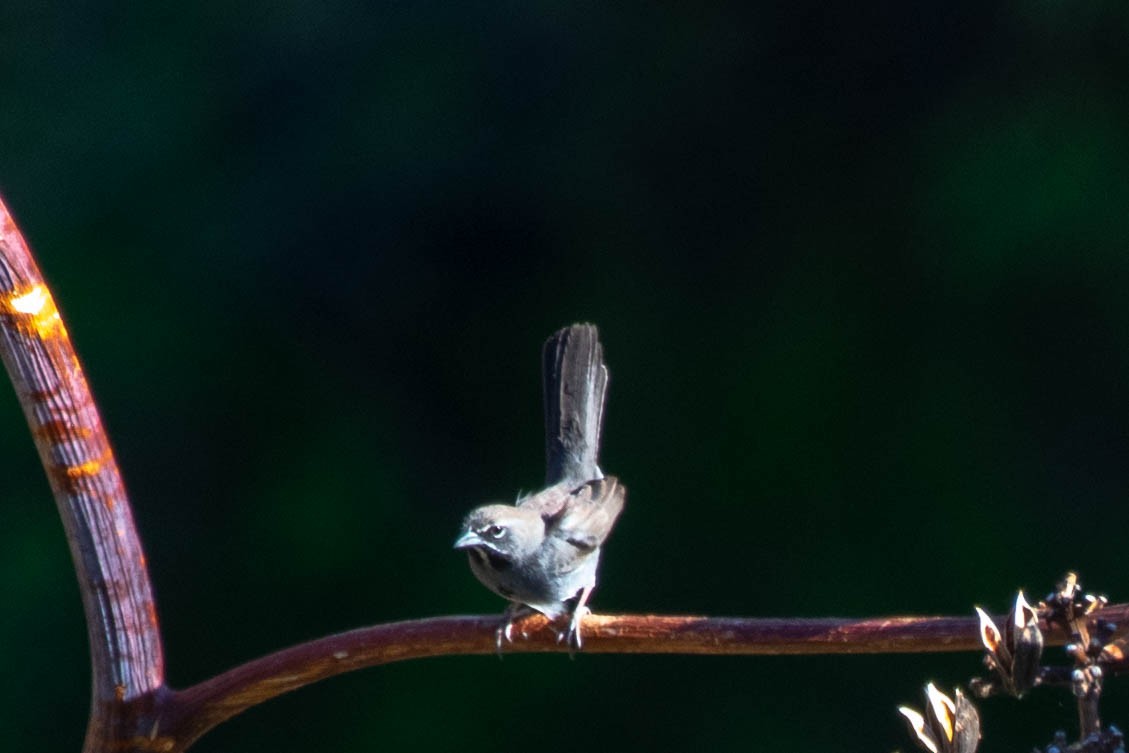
[542,323,608,487]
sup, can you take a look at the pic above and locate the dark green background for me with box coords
[2,3,1128,751]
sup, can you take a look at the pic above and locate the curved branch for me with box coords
[0,198,164,747]
[162,604,1127,751]
[5,195,1125,753]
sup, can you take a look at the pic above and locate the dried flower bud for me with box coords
[899,684,981,753]
[1010,592,1044,693]
[1044,572,1108,652]
[974,591,1043,697]
[1071,668,1086,698]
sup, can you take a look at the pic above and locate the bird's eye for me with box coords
[485,524,506,539]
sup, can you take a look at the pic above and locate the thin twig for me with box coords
[161,605,1127,751]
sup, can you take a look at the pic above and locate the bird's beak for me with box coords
[453,530,482,550]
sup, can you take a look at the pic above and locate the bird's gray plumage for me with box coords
[455,477,625,619]
[454,324,623,648]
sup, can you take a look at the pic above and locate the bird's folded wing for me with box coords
[550,476,626,552]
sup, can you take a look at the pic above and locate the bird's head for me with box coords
[453,505,544,562]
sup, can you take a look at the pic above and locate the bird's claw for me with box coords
[557,605,591,654]
[495,605,538,655]
[494,622,512,654]
[494,604,590,656]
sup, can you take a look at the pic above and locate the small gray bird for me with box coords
[454,324,625,649]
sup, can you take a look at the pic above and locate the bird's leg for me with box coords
[559,585,594,653]
[496,603,540,655]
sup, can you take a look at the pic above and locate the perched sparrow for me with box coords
[454,324,625,649]
[454,475,625,648]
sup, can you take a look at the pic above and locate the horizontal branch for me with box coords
[163,604,1129,750]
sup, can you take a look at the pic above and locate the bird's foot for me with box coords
[495,605,542,655]
[557,584,596,656]
[556,604,592,655]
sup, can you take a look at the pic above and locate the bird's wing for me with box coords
[546,476,626,552]
[516,483,574,519]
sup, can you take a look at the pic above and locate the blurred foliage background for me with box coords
[2,2,1128,751]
